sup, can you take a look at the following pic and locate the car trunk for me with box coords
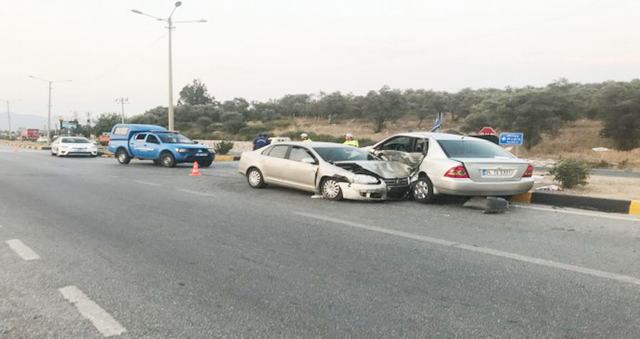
[453,157,528,182]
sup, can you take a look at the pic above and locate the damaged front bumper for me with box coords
[337,182,410,201]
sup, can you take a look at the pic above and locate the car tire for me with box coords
[160,152,176,168]
[153,159,162,166]
[116,149,131,165]
[197,158,213,168]
[321,177,343,201]
[246,167,266,188]
[50,150,56,156]
[412,176,435,203]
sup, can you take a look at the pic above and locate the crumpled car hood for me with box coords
[334,160,412,178]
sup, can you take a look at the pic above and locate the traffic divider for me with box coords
[512,191,640,216]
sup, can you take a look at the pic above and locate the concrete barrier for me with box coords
[512,191,640,216]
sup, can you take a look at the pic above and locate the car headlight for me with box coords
[176,148,189,153]
[352,174,380,185]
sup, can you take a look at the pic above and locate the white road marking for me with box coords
[295,212,640,287]
[177,188,216,197]
[133,180,161,187]
[59,286,126,337]
[5,239,40,261]
[514,204,639,222]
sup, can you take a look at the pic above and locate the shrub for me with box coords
[549,159,590,189]
[214,140,234,155]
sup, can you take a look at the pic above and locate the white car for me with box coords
[366,132,534,202]
[51,137,98,157]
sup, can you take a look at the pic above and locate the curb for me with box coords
[5,142,51,150]
[512,192,640,216]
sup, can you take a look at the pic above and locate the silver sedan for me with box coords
[366,132,535,203]
[238,142,412,201]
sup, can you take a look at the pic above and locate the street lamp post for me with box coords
[131,2,206,131]
[115,97,129,123]
[28,76,71,143]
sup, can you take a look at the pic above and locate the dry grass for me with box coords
[535,172,640,200]
[519,120,640,170]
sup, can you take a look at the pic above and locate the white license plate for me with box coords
[482,168,513,176]
[196,153,208,156]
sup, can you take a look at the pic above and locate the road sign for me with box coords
[478,127,497,135]
[499,132,524,146]
[61,121,77,129]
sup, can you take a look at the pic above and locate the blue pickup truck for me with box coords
[107,124,215,167]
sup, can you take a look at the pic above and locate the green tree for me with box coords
[93,113,122,135]
[178,79,214,105]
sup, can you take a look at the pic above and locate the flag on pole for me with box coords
[431,112,443,132]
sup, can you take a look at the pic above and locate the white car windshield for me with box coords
[438,139,514,158]
[61,138,91,144]
[313,147,379,162]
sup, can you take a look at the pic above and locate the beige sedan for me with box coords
[238,142,412,201]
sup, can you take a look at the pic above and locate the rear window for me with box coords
[61,138,90,144]
[438,139,514,159]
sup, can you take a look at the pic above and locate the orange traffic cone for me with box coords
[189,161,201,177]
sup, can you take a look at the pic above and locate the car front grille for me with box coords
[383,177,409,187]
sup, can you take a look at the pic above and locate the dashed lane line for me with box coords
[59,286,126,337]
[133,180,162,187]
[295,212,640,287]
[5,239,40,261]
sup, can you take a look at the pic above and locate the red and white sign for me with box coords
[478,127,497,135]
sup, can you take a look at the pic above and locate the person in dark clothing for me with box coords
[252,133,269,150]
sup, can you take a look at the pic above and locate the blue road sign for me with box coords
[499,132,523,146]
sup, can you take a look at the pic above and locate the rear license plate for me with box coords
[196,153,208,156]
[482,168,513,176]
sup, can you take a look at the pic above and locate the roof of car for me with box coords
[274,141,350,147]
[385,132,479,140]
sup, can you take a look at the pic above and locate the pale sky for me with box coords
[1,0,639,121]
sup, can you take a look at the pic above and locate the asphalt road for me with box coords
[2,144,640,338]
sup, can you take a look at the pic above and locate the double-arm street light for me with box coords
[131,1,207,131]
[28,75,71,143]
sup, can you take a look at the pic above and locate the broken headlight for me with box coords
[352,174,380,185]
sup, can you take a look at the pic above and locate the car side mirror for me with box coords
[301,157,316,164]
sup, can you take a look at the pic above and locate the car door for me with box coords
[144,134,161,159]
[374,136,414,161]
[281,146,319,191]
[260,145,290,185]
[129,133,148,158]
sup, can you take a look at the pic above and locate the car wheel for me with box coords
[197,158,213,168]
[160,152,176,168]
[321,178,343,201]
[412,176,435,203]
[116,149,131,165]
[153,159,162,166]
[247,168,266,188]
[50,150,56,156]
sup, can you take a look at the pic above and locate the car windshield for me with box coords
[61,138,90,144]
[158,133,192,144]
[313,147,379,162]
[438,139,514,158]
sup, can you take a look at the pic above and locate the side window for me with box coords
[135,134,146,141]
[413,138,429,154]
[146,134,159,144]
[380,136,413,152]
[288,146,315,162]
[266,145,289,158]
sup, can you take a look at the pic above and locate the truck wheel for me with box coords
[116,149,131,164]
[321,178,343,201]
[412,176,435,203]
[160,152,176,168]
[197,158,213,168]
[247,167,266,188]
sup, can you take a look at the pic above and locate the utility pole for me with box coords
[131,2,206,131]
[115,97,129,123]
[29,76,71,143]
[5,100,11,140]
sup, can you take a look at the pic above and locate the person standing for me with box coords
[300,133,312,142]
[253,133,269,150]
[343,132,359,147]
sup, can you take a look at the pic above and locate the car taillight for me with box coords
[523,164,534,177]
[444,165,469,178]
